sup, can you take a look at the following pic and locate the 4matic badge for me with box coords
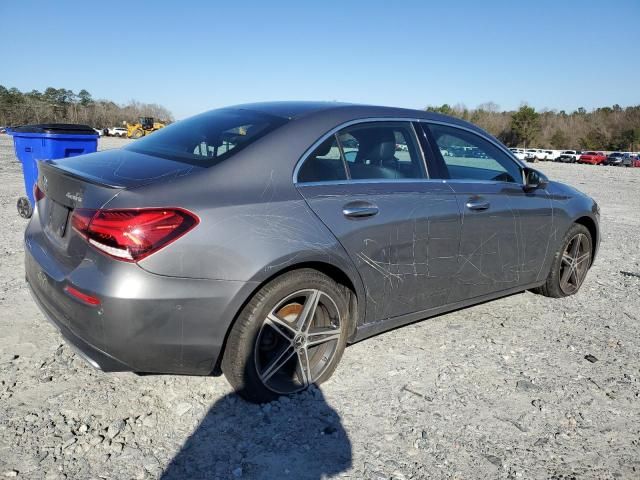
[65,192,83,203]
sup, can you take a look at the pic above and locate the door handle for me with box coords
[465,198,490,211]
[342,201,379,218]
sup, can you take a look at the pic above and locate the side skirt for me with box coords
[350,281,544,343]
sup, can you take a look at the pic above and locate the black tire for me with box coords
[534,223,592,298]
[222,269,350,403]
[132,129,144,139]
[17,197,32,218]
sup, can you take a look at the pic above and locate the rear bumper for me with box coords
[27,279,131,371]
[25,237,257,375]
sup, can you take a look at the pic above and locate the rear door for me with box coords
[296,121,461,323]
[422,122,554,301]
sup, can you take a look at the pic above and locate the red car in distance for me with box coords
[578,151,607,165]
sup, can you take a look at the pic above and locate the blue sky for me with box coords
[1,0,638,119]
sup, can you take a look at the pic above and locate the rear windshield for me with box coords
[125,109,288,166]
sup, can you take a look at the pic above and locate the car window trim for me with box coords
[333,133,352,180]
[421,120,526,185]
[293,117,431,184]
[414,121,450,179]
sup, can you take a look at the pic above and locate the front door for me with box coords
[423,122,554,302]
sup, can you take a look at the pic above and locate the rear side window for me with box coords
[338,122,425,180]
[297,122,426,183]
[297,135,347,183]
[126,109,287,166]
[427,123,522,183]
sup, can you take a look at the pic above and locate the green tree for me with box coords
[579,130,607,150]
[425,104,454,116]
[550,130,569,149]
[510,105,540,147]
[78,89,93,106]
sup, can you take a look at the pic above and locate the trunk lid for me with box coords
[43,148,201,189]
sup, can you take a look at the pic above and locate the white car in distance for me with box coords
[108,127,128,137]
[509,148,527,160]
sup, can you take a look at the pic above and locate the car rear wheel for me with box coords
[535,223,592,298]
[17,197,32,218]
[222,269,350,403]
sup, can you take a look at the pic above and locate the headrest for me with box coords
[366,141,395,162]
[359,130,397,163]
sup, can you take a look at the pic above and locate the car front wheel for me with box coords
[222,269,350,403]
[535,223,592,298]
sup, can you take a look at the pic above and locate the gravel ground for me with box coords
[1,135,639,479]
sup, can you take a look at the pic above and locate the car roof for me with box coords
[230,101,351,119]
[228,101,487,134]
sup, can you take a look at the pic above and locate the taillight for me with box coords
[34,184,45,202]
[64,285,101,306]
[71,208,199,262]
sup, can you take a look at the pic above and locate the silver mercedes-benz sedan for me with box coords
[25,102,600,403]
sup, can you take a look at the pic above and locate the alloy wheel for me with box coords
[17,197,32,219]
[559,233,591,295]
[254,289,342,394]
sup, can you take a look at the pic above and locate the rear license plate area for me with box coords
[45,200,71,237]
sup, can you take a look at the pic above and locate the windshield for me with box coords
[126,109,288,166]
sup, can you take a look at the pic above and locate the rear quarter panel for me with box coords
[102,139,367,325]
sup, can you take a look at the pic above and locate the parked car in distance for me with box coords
[622,153,640,168]
[541,150,560,161]
[24,102,601,403]
[604,152,624,166]
[509,148,527,160]
[93,128,104,137]
[525,149,539,161]
[578,151,607,165]
[107,127,128,137]
[557,150,582,163]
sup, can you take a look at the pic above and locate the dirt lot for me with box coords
[0,135,639,479]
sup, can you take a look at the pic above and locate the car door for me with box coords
[422,122,554,302]
[295,121,461,324]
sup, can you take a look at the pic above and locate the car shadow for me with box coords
[161,387,351,479]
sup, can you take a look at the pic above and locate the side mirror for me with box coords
[524,168,549,191]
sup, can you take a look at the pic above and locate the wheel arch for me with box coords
[574,215,599,261]
[212,260,363,375]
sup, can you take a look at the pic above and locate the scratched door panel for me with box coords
[446,181,553,301]
[297,181,461,323]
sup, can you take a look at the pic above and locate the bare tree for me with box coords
[0,85,174,129]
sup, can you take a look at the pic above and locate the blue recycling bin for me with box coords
[8,124,98,218]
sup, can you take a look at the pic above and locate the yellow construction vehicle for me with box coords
[124,117,166,139]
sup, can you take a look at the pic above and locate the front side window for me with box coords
[427,124,522,183]
[126,109,288,166]
[337,122,425,180]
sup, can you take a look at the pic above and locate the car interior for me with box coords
[344,127,422,180]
